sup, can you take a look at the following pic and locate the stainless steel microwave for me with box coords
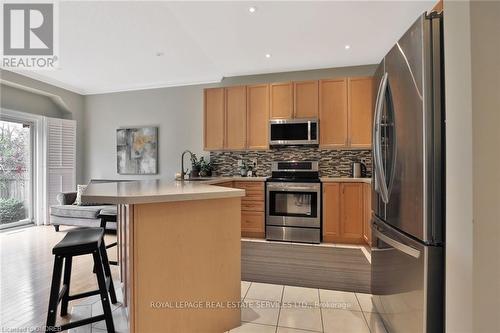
[269,119,319,147]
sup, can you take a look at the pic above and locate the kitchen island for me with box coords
[83,179,245,333]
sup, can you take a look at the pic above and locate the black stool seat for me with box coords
[46,228,116,332]
[53,228,104,255]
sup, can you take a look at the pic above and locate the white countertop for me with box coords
[82,179,245,205]
[320,177,372,184]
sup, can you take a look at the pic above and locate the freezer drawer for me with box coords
[371,217,443,333]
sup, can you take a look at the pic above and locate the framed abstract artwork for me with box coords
[116,127,158,174]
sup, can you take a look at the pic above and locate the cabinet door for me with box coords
[225,86,247,150]
[247,84,270,150]
[241,211,265,238]
[363,183,372,245]
[348,77,374,148]
[319,79,348,148]
[294,80,318,119]
[322,183,341,242]
[340,183,364,243]
[204,88,225,150]
[270,82,293,119]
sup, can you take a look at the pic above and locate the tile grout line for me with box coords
[242,281,252,300]
[355,293,372,333]
[318,288,325,333]
[274,285,285,333]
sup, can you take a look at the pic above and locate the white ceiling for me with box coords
[12,1,435,95]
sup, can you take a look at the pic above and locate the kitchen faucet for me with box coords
[180,150,194,180]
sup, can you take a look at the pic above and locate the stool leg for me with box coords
[60,256,73,316]
[93,250,115,333]
[99,242,118,304]
[45,255,63,332]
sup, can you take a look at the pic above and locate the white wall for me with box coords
[443,1,474,332]
[84,84,206,181]
[471,1,500,331]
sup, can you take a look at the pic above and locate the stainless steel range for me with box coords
[266,161,321,244]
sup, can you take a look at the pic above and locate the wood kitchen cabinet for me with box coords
[319,76,374,149]
[348,77,374,148]
[294,80,319,118]
[225,86,247,150]
[247,84,270,150]
[270,82,293,119]
[323,183,341,241]
[362,183,372,245]
[233,181,265,238]
[319,78,348,148]
[204,88,225,150]
[323,182,365,244]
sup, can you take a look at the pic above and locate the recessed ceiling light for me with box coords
[265,53,271,58]
[249,6,257,13]
[344,45,351,50]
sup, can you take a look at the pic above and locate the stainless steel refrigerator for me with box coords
[370,12,444,333]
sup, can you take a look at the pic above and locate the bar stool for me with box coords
[45,228,117,333]
[98,208,118,266]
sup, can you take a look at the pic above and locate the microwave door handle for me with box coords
[307,121,310,141]
[373,228,421,259]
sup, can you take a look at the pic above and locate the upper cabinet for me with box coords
[348,77,374,148]
[319,78,348,148]
[203,75,373,151]
[270,82,293,119]
[294,80,319,119]
[319,76,374,149]
[247,84,270,150]
[204,88,225,150]
[225,86,247,150]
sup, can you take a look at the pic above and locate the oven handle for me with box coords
[372,228,421,259]
[266,185,320,192]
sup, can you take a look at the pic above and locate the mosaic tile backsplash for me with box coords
[210,147,372,178]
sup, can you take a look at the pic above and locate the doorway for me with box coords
[0,119,34,229]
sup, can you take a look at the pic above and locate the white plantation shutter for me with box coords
[46,117,76,222]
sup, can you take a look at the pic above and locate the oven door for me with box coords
[266,182,320,227]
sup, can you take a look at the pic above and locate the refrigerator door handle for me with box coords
[373,228,421,259]
[374,73,390,203]
[372,75,384,194]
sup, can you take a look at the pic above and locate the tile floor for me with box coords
[69,282,387,333]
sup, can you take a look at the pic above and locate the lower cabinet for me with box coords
[217,180,265,238]
[235,181,265,238]
[323,182,367,244]
[362,183,372,245]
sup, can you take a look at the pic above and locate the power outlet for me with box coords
[250,159,257,169]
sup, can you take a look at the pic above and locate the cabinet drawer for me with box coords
[243,189,264,201]
[241,211,264,233]
[234,181,264,191]
[234,181,264,201]
[241,200,265,212]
